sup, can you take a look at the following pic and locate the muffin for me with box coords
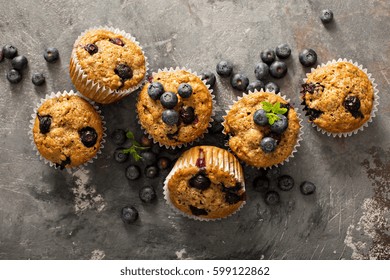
[31,92,104,169]
[223,91,302,168]
[300,59,378,136]
[69,27,147,104]
[136,68,214,148]
[164,146,246,220]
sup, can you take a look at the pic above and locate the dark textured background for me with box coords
[0,0,389,260]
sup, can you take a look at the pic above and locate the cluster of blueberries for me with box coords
[148,82,196,126]
[111,129,175,223]
[1,44,59,85]
[254,167,316,206]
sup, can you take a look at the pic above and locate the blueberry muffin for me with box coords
[69,27,147,104]
[136,69,213,148]
[301,61,375,134]
[223,91,301,168]
[164,146,245,220]
[32,94,104,169]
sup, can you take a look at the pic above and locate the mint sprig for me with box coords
[122,131,149,161]
[261,101,288,125]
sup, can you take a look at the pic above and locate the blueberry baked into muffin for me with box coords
[300,61,376,135]
[164,146,246,220]
[223,91,301,168]
[32,94,104,169]
[69,27,147,104]
[136,68,213,148]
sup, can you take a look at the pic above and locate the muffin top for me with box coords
[136,69,213,147]
[33,95,104,169]
[166,146,246,220]
[73,29,146,91]
[223,91,301,168]
[301,61,374,133]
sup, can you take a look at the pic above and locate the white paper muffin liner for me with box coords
[28,90,107,170]
[69,26,149,104]
[163,146,246,221]
[136,67,216,149]
[222,90,304,169]
[302,58,379,137]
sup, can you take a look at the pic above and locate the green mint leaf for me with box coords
[272,102,281,113]
[261,101,273,112]
[276,107,288,115]
[126,131,135,140]
[130,149,142,161]
[266,113,281,125]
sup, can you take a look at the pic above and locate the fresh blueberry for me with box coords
[270,114,288,134]
[320,9,334,24]
[260,48,276,64]
[260,137,277,153]
[300,181,316,195]
[254,62,269,80]
[177,83,193,98]
[277,175,294,191]
[140,151,157,166]
[115,63,133,81]
[139,186,157,203]
[79,127,98,148]
[121,206,139,224]
[38,115,52,134]
[31,72,45,86]
[299,49,317,67]
[216,60,233,77]
[84,43,98,55]
[209,113,224,134]
[11,55,28,71]
[253,176,270,193]
[162,109,179,126]
[109,38,125,46]
[43,47,59,62]
[6,69,22,84]
[264,81,280,93]
[140,135,153,147]
[231,73,249,91]
[275,43,291,59]
[3,45,18,59]
[264,191,280,205]
[160,92,178,109]
[269,61,288,79]
[114,148,129,163]
[0,48,4,62]
[200,71,216,88]
[253,109,268,126]
[246,80,265,92]
[125,165,141,180]
[147,82,164,100]
[151,144,161,155]
[189,173,211,190]
[144,165,159,179]
[157,157,171,170]
[179,106,195,124]
[111,129,126,146]
[266,166,281,179]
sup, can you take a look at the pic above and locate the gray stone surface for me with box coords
[0,0,389,260]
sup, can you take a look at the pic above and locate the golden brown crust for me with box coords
[136,70,213,147]
[167,146,245,219]
[33,95,103,168]
[73,29,146,91]
[302,62,374,133]
[223,92,301,168]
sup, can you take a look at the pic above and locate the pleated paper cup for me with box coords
[163,146,246,221]
[29,90,106,170]
[222,90,303,169]
[69,26,148,104]
[136,67,216,149]
[301,58,379,137]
